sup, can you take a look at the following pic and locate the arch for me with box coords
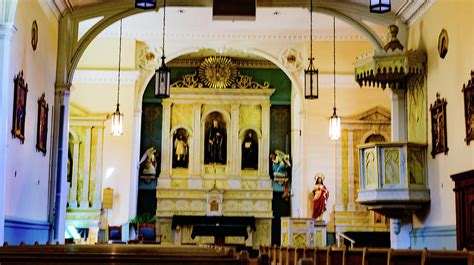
[59,1,396,86]
[360,131,391,145]
[170,126,192,171]
[201,110,230,167]
[239,126,262,140]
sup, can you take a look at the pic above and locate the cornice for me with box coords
[168,58,277,69]
[397,0,435,26]
[95,30,369,42]
[73,70,139,85]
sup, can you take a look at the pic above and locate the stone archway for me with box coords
[48,3,401,243]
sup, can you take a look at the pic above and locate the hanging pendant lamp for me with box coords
[155,0,171,98]
[329,17,341,140]
[304,0,318,99]
[370,0,391,13]
[111,19,124,136]
[135,0,157,10]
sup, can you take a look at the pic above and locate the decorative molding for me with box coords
[169,58,277,69]
[397,0,436,26]
[95,31,369,43]
[73,70,139,85]
[4,216,51,230]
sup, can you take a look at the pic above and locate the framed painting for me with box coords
[11,71,28,143]
[36,93,49,154]
[462,71,474,145]
[429,93,449,158]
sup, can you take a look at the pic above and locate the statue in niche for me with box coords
[173,129,189,168]
[311,174,329,220]
[139,147,158,181]
[205,115,226,164]
[241,131,258,170]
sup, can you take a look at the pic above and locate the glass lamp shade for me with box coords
[111,105,124,136]
[305,58,319,99]
[370,0,391,13]
[155,57,171,98]
[135,0,157,9]
[329,108,341,140]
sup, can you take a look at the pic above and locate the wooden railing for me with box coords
[259,245,474,265]
[0,243,249,265]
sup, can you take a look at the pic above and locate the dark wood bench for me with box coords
[258,245,474,265]
[0,244,245,265]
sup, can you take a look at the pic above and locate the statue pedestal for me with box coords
[281,217,326,248]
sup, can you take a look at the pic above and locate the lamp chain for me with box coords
[310,0,313,60]
[117,19,123,108]
[162,0,166,58]
[333,16,336,111]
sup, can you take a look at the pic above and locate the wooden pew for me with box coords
[0,244,244,265]
[425,249,471,265]
[259,245,474,265]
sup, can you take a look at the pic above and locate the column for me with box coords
[128,110,142,218]
[191,103,202,177]
[390,89,408,141]
[68,141,80,208]
[389,88,410,249]
[260,103,271,177]
[230,104,240,176]
[81,127,92,208]
[92,127,103,209]
[160,101,172,177]
[51,84,71,243]
[0,23,16,244]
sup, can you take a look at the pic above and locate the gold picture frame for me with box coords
[36,93,49,154]
[429,93,449,158]
[11,71,28,143]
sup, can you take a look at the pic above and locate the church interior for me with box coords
[0,0,473,263]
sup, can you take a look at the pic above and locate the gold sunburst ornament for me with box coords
[199,56,237,89]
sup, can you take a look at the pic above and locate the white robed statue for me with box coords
[139,147,158,176]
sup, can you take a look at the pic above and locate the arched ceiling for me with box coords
[49,0,433,26]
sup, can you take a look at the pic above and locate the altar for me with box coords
[155,57,274,248]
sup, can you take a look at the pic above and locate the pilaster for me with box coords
[230,104,240,176]
[347,131,356,211]
[160,101,172,177]
[261,103,271,177]
[81,127,92,208]
[128,110,142,219]
[191,103,202,177]
[92,127,103,209]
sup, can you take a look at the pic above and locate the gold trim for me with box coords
[199,56,237,89]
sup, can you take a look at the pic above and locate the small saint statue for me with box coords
[207,119,225,164]
[311,174,329,220]
[242,132,258,169]
[173,134,188,168]
[139,147,158,179]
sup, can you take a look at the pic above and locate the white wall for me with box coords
[70,82,135,226]
[408,0,474,228]
[303,86,391,219]
[5,0,58,221]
